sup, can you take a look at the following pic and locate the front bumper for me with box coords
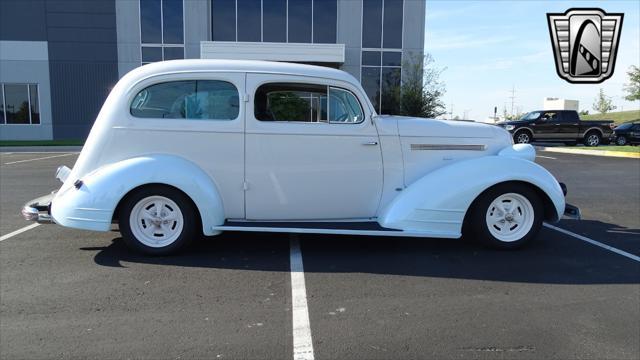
[21,192,56,224]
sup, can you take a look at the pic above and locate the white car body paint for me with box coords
[47,59,565,238]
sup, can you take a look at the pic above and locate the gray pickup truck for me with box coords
[497,110,615,146]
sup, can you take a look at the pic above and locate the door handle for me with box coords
[363,141,379,146]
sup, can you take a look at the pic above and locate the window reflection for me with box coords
[1,84,40,125]
[288,0,312,43]
[238,0,262,42]
[263,0,287,42]
[313,0,337,43]
[212,0,236,41]
[141,0,184,64]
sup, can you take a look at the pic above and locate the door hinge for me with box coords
[243,181,249,191]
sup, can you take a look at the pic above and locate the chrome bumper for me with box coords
[21,192,55,224]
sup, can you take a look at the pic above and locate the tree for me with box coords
[623,65,640,101]
[396,53,447,118]
[592,88,616,114]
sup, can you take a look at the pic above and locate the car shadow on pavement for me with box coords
[556,219,640,254]
[85,223,639,285]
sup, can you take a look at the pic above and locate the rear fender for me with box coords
[51,154,224,235]
[378,155,565,236]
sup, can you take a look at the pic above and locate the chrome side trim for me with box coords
[410,144,487,151]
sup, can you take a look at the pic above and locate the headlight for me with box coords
[504,125,515,131]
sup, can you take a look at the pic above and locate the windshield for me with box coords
[520,111,542,121]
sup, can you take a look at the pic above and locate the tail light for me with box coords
[609,123,616,129]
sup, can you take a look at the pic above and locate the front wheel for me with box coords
[616,136,627,146]
[463,183,543,249]
[119,185,198,255]
[514,130,532,144]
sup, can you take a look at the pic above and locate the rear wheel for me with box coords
[119,185,198,255]
[514,130,532,144]
[583,131,601,147]
[463,183,543,249]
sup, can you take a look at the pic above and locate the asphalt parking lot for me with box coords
[1,150,638,359]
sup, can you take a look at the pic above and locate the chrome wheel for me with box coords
[129,195,184,248]
[485,193,535,243]
[515,132,530,144]
[586,133,600,146]
[616,136,627,146]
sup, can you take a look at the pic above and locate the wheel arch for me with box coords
[581,127,604,138]
[462,180,560,226]
[51,154,225,235]
[113,183,203,233]
[377,155,565,236]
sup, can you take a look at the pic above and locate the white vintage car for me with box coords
[22,60,579,255]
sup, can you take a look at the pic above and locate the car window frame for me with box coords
[253,81,366,125]
[128,77,242,122]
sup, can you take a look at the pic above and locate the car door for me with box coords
[632,124,640,143]
[556,111,579,139]
[533,111,558,140]
[244,74,383,220]
[117,72,246,219]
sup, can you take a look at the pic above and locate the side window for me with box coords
[543,112,558,122]
[130,80,239,120]
[632,124,640,131]
[254,83,365,124]
[255,83,327,122]
[328,87,364,123]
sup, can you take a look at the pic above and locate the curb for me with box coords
[536,146,640,159]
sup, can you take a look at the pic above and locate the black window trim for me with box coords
[253,82,366,125]
[129,79,241,121]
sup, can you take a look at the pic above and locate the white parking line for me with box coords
[0,223,40,242]
[290,235,315,360]
[545,223,640,262]
[3,153,75,165]
[536,155,557,160]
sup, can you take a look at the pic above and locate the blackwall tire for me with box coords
[119,185,198,255]
[514,130,532,144]
[463,183,543,250]
[616,136,627,146]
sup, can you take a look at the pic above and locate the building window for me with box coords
[361,0,403,114]
[361,51,402,114]
[211,0,337,44]
[0,84,40,125]
[130,80,240,120]
[140,0,184,65]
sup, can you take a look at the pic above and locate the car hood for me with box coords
[377,115,498,138]
[376,116,514,185]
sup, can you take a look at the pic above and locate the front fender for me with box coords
[51,154,224,235]
[378,155,565,236]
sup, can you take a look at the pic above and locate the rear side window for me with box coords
[130,80,239,120]
[254,82,364,123]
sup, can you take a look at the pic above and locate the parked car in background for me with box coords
[498,110,615,146]
[22,60,577,255]
[613,121,640,146]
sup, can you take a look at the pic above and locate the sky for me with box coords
[424,0,640,120]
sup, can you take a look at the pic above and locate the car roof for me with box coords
[127,59,359,85]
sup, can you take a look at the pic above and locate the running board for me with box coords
[212,221,459,238]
